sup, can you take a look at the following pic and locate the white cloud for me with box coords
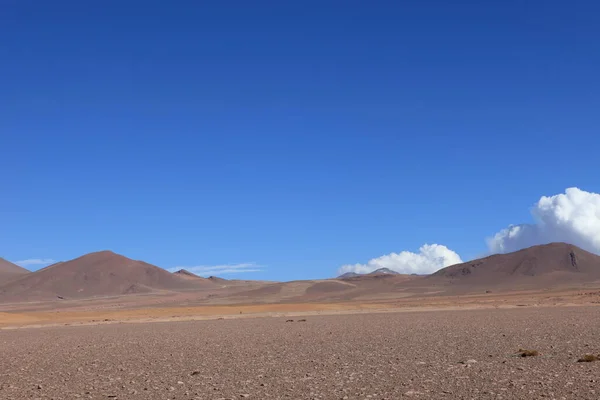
[168,262,264,276]
[488,187,600,254]
[338,244,463,275]
[13,258,56,267]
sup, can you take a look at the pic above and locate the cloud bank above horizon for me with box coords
[338,187,600,276]
[337,244,463,276]
[488,187,600,255]
[12,188,600,279]
[167,262,264,276]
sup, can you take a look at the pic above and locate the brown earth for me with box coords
[173,269,214,285]
[2,242,599,305]
[1,282,600,329]
[431,242,600,285]
[0,251,214,301]
[1,242,600,326]
[208,276,229,284]
[0,258,29,283]
[1,306,600,399]
[1,243,600,398]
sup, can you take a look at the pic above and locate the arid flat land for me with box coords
[1,306,600,399]
[1,285,600,329]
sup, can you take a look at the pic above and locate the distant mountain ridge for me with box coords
[337,272,360,279]
[174,269,201,277]
[430,242,600,286]
[369,268,399,275]
[337,267,399,279]
[2,242,600,303]
[0,258,30,282]
[0,251,212,301]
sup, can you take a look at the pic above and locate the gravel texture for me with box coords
[1,306,600,399]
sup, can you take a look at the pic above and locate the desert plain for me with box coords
[2,243,600,399]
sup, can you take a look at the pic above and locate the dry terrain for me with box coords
[1,243,600,398]
[2,243,600,310]
[0,258,29,282]
[1,306,600,399]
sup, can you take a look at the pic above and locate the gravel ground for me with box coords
[1,306,600,399]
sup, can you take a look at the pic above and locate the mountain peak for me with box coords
[337,272,360,279]
[369,268,399,275]
[431,242,600,284]
[174,269,199,277]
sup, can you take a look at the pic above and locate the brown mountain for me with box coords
[0,251,212,301]
[173,269,214,284]
[0,258,30,282]
[430,242,600,287]
[208,276,228,284]
[173,268,200,277]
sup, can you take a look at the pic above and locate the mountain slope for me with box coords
[337,272,360,279]
[173,269,206,279]
[0,258,30,282]
[368,268,399,275]
[337,268,399,279]
[208,276,229,284]
[430,242,600,286]
[0,251,212,300]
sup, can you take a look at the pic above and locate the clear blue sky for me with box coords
[1,1,599,280]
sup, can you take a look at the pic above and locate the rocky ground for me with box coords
[1,306,599,399]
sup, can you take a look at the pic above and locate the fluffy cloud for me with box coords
[337,244,463,275]
[13,258,56,267]
[168,262,263,276]
[488,187,600,254]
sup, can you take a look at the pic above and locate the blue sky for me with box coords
[1,1,599,280]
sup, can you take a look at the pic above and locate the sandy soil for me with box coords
[1,306,600,399]
[1,286,599,329]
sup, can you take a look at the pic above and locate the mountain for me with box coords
[430,242,600,287]
[172,270,229,284]
[208,276,228,284]
[0,251,212,301]
[337,272,360,279]
[337,268,399,279]
[174,269,200,278]
[0,258,30,282]
[368,268,399,275]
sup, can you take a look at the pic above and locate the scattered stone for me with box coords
[577,354,600,363]
[518,349,539,357]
